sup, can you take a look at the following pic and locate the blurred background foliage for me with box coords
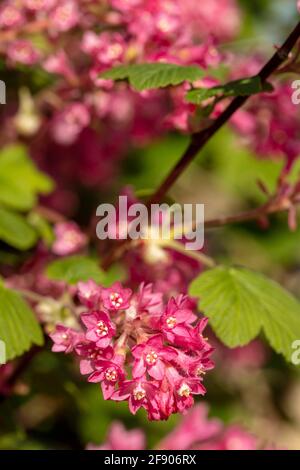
[1,0,300,450]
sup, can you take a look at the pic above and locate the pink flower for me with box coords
[52,221,87,256]
[88,355,125,399]
[222,426,257,450]
[101,282,132,311]
[231,61,300,167]
[174,378,206,412]
[77,280,102,309]
[81,311,116,348]
[81,32,102,55]
[82,32,126,67]
[75,343,114,375]
[0,4,24,28]
[112,379,158,417]
[110,0,143,13]
[50,325,83,353]
[24,0,56,10]
[136,282,163,316]
[43,50,76,81]
[159,404,222,450]
[51,103,91,145]
[87,406,267,450]
[7,40,40,65]
[132,334,177,380]
[49,0,79,34]
[160,296,197,345]
[205,426,257,450]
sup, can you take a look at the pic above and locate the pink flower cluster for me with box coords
[50,281,214,420]
[88,404,263,450]
[230,58,300,170]
[52,221,87,256]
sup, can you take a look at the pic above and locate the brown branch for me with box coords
[205,200,292,229]
[102,20,300,268]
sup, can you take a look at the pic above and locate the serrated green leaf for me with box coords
[101,63,205,91]
[0,286,44,360]
[46,256,105,285]
[0,208,38,250]
[186,77,274,104]
[189,266,300,362]
[0,175,35,211]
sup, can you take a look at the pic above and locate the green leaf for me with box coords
[101,63,205,91]
[0,144,54,210]
[46,256,105,285]
[0,285,44,360]
[0,208,38,250]
[101,263,127,287]
[186,77,274,104]
[28,212,54,247]
[189,266,300,362]
[0,176,35,211]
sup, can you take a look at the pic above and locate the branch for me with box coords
[204,207,273,229]
[205,199,295,229]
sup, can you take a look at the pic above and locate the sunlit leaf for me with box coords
[46,256,105,285]
[189,265,300,361]
[0,286,44,360]
[101,63,205,91]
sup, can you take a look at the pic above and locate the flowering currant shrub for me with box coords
[1,0,300,451]
[50,281,214,420]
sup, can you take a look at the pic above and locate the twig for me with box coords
[205,202,286,228]
[0,346,42,402]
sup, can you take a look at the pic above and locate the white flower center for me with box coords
[196,366,206,376]
[105,368,117,382]
[133,385,146,401]
[125,305,137,320]
[110,292,123,308]
[96,320,108,337]
[145,351,158,365]
[166,316,177,329]
[178,383,191,398]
